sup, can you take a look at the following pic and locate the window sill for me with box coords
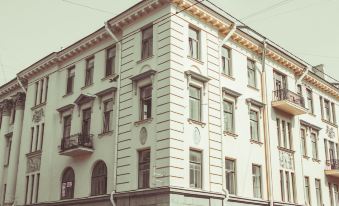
[26,150,42,157]
[188,119,206,128]
[137,55,154,64]
[277,146,295,154]
[187,56,204,65]
[303,155,310,160]
[250,139,263,146]
[307,112,316,117]
[312,158,321,163]
[321,119,338,128]
[247,85,259,91]
[81,83,93,90]
[134,118,153,126]
[221,73,235,81]
[101,73,116,81]
[223,131,238,138]
[98,130,113,138]
[31,102,46,110]
[63,92,73,98]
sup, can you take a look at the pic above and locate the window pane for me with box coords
[223,101,233,132]
[225,159,236,194]
[190,150,202,188]
[140,85,152,120]
[252,165,262,198]
[138,149,150,189]
[189,86,201,121]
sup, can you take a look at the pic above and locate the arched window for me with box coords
[91,161,107,196]
[61,167,74,199]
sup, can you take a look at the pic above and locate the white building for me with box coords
[0,0,338,206]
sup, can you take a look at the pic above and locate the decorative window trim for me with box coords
[222,87,241,107]
[56,104,75,123]
[185,70,210,95]
[95,87,117,109]
[246,98,265,118]
[130,69,157,95]
[74,94,96,116]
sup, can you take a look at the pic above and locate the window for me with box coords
[250,110,259,141]
[188,27,199,59]
[35,125,39,151]
[223,101,234,133]
[252,164,262,198]
[39,78,44,104]
[324,99,331,121]
[225,159,236,195]
[189,86,201,121]
[141,26,153,59]
[2,184,6,206]
[91,161,107,196]
[103,99,113,133]
[273,71,287,91]
[82,108,91,136]
[329,183,334,206]
[45,77,49,102]
[306,88,313,113]
[297,84,302,96]
[4,136,12,166]
[300,128,307,156]
[221,46,231,76]
[334,184,339,206]
[138,149,150,189]
[247,59,256,88]
[0,109,2,129]
[24,176,29,204]
[311,132,318,159]
[63,115,71,138]
[332,102,336,124]
[66,66,75,94]
[291,173,297,203]
[30,175,34,204]
[277,119,292,150]
[315,179,322,206]
[85,57,94,86]
[30,127,34,152]
[61,168,74,200]
[10,106,16,124]
[190,150,202,188]
[105,46,116,77]
[285,171,291,202]
[34,82,39,106]
[280,170,285,201]
[35,173,40,203]
[304,177,311,205]
[140,85,152,120]
[40,123,44,151]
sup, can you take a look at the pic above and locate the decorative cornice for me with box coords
[0,99,13,116]
[172,0,339,99]
[13,92,26,109]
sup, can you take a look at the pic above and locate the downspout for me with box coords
[220,23,237,46]
[261,40,274,206]
[16,75,27,94]
[105,21,120,206]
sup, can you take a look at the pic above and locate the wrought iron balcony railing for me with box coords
[273,89,305,108]
[60,133,93,152]
[326,159,339,170]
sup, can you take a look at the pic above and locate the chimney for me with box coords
[312,64,325,79]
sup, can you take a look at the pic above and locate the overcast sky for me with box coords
[0,0,338,85]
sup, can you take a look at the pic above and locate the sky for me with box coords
[0,0,339,85]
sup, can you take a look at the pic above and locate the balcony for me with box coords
[59,133,94,156]
[325,159,339,177]
[272,89,307,115]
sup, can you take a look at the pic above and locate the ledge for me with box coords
[62,92,73,98]
[134,118,153,126]
[277,146,295,154]
[98,130,113,138]
[300,119,322,131]
[130,69,157,82]
[188,119,206,128]
[31,102,46,111]
[57,104,75,113]
[101,73,116,81]
[247,85,259,91]
[250,139,263,146]
[136,55,154,64]
[221,73,235,81]
[222,87,241,98]
[223,131,238,138]
[26,150,42,158]
[322,119,338,128]
[81,83,93,90]
[312,158,321,163]
[303,155,310,160]
[187,56,204,65]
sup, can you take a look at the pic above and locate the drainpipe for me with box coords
[220,23,237,46]
[261,40,274,206]
[16,75,27,94]
[104,21,121,206]
[297,66,311,84]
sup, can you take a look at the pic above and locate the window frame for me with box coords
[315,179,322,206]
[139,85,152,120]
[306,88,314,114]
[250,109,260,141]
[105,46,116,77]
[141,25,153,60]
[66,66,75,94]
[225,158,236,195]
[102,99,113,133]
[189,149,202,189]
[85,57,94,86]
[247,58,257,88]
[91,161,107,196]
[223,100,234,133]
[252,164,262,199]
[188,26,200,60]
[138,149,151,189]
[221,46,232,76]
[189,85,202,122]
[311,131,319,160]
[63,115,72,139]
[300,127,307,156]
[61,167,75,200]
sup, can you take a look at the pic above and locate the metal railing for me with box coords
[60,133,93,152]
[273,89,305,107]
[327,159,339,170]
